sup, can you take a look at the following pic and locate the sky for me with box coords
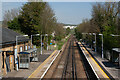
[1,2,94,25]
[49,2,93,24]
[1,2,26,21]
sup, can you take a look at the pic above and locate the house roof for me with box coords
[0,27,29,45]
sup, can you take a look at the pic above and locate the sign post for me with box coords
[50,43,52,50]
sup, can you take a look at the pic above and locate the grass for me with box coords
[57,35,70,50]
[35,34,71,50]
[57,41,65,50]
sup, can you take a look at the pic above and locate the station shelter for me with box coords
[112,48,120,67]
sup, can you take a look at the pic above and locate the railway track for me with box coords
[43,35,97,80]
[61,39,77,79]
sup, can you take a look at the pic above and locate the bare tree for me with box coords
[3,8,20,27]
[39,3,56,35]
[91,2,118,33]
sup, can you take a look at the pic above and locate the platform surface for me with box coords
[78,42,117,80]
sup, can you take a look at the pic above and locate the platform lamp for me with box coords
[93,33,97,52]
[98,34,104,58]
[16,35,28,71]
[40,34,48,55]
[82,33,88,43]
[31,34,40,49]
[41,34,42,55]
[89,33,92,49]
[45,34,48,50]
[110,34,120,67]
[110,34,120,37]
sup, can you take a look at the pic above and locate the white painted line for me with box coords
[78,43,100,79]
[40,50,61,80]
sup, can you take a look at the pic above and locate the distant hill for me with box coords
[62,23,77,26]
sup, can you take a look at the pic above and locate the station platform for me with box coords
[2,50,60,80]
[27,50,60,79]
[78,42,119,80]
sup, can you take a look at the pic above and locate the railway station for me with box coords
[1,35,119,80]
[0,1,120,80]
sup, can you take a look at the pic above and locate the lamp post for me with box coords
[31,35,32,48]
[110,34,120,37]
[40,34,48,55]
[110,34,120,67]
[16,35,28,71]
[93,33,97,52]
[31,34,40,49]
[99,34,104,58]
[82,33,88,43]
[89,33,92,49]
[41,35,42,55]
[45,34,48,50]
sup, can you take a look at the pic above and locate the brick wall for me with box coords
[0,52,2,77]
[1,41,31,75]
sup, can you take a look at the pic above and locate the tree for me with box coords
[5,2,71,49]
[8,17,21,30]
[66,27,71,35]
[75,2,120,54]
[38,3,56,35]
[55,23,65,41]
[19,2,46,36]
[3,8,20,27]
[91,2,118,33]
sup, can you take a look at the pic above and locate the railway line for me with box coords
[43,35,98,80]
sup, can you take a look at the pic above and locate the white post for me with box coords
[41,35,42,55]
[101,34,104,58]
[16,36,18,71]
[99,34,104,58]
[95,34,96,52]
[31,35,32,49]
[47,35,48,50]
[89,33,92,49]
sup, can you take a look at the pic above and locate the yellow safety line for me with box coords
[27,50,57,79]
[79,42,110,79]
